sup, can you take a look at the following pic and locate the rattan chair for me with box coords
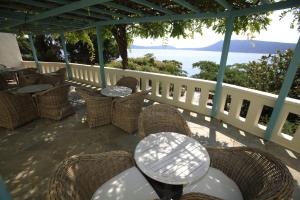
[112,90,148,133]
[19,73,60,86]
[76,87,112,128]
[34,84,74,120]
[48,151,135,200]
[116,76,139,93]
[19,68,38,75]
[0,91,38,129]
[47,68,66,85]
[138,104,191,138]
[183,147,294,200]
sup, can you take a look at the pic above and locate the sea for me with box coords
[127,49,265,77]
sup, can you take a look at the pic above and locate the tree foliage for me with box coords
[106,53,187,77]
[192,49,299,99]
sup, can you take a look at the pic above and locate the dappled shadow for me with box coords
[1,92,300,199]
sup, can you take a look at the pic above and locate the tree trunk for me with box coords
[111,25,128,69]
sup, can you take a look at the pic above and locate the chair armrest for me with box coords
[48,151,135,200]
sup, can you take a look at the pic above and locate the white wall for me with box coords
[0,32,23,68]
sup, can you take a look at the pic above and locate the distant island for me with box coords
[130,40,296,54]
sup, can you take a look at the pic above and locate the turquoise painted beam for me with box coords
[214,0,232,10]
[264,36,300,140]
[28,33,42,73]
[47,0,127,19]
[0,9,83,29]
[13,0,111,20]
[71,0,299,29]
[0,3,98,24]
[130,0,175,15]
[60,32,72,80]
[173,0,201,13]
[5,0,113,29]
[103,2,143,15]
[211,15,234,118]
[96,25,106,88]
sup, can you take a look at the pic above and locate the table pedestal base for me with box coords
[140,170,183,200]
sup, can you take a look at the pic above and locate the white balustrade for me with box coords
[21,61,300,153]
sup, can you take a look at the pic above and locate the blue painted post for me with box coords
[60,32,72,80]
[0,177,11,200]
[28,33,41,73]
[264,36,300,140]
[96,25,106,88]
[211,15,234,118]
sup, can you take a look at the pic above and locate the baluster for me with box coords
[245,100,263,127]
[151,80,158,97]
[229,94,243,119]
[199,88,210,114]
[185,85,195,104]
[161,81,169,98]
[141,78,148,91]
[172,83,180,103]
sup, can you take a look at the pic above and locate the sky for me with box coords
[132,10,299,48]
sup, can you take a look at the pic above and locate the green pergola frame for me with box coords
[1,0,300,141]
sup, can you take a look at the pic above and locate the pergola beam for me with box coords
[0,3,98,24]
[214,0,232,10]
[130,0,175,15]
[80,0,299,27]
[0,9,84,29]
[4,0,113,29]
[13,0,111,20]
[173,0,201,13]
[47,0,127,19]
[103,2,144,15]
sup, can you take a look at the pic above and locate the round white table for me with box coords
[134,132,210,185]
[100,85,132,97]
[16,84,53,94]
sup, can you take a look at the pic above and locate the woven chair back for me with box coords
[138,104,191,138]
[116,76,139,93]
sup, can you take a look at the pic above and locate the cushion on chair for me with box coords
[183,167,243,200]
[91,167,159,200]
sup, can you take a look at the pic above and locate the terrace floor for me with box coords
[0,86,300,200]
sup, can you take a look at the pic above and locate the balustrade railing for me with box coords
[22,61,300,153]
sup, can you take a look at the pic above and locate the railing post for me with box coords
[28,33,41,73]
[60,32,72,80]
[96,25,107,88]
[211,15,234,118]
[264,36,300,140]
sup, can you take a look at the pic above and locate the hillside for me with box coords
[131,40,296,54]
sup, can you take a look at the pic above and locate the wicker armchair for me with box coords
[112,90,148,133]
[19,73,60,86]
[0,91,38,129]
[183,147,294,200]
[34,84,74,120]
[47,68,66,85]
[48,151,135,200]
[138,104,191,138]
[116,76,139,93]
[19,68,38,75]
[76,87,112,128]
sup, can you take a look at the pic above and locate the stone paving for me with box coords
[0,88,299,199]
